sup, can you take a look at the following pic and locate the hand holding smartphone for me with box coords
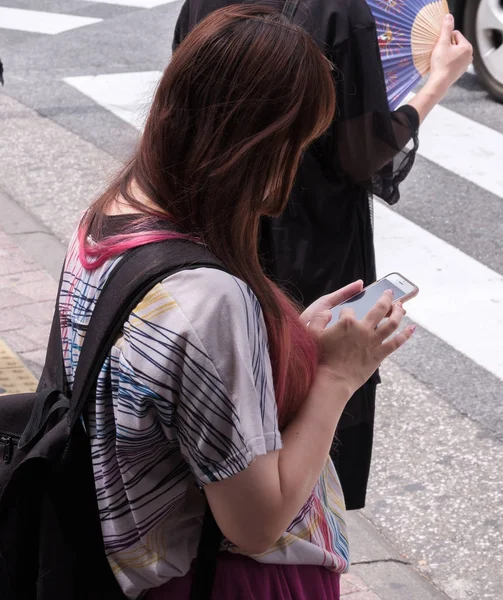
[328,273,419,326]
[309,273,417,397]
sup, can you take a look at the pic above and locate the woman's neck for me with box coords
[105,180,160,216]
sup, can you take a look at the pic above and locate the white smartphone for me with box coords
[328,272,419,326]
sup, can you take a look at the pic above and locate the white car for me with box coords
[451,0,503,102]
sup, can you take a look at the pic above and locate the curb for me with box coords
[1,193,451,600]
[0,188,66,280]
[346,512,450,600]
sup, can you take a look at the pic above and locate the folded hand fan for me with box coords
[367,0,449,109]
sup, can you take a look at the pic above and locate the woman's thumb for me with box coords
[439,13,455,44]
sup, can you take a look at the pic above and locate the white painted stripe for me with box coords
[82,0,178,6]
[66,73,503,206]
[405,92,503,199]
[0,6,101,34]
[66,71,503,380]
[64,71,162,128]
[374,201,503,381]
[68,72,503,203]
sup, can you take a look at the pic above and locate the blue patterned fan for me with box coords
[367,0,449,108]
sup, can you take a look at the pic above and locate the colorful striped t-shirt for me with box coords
[59,225,349,599]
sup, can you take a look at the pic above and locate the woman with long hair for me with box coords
[61,6,414,599]
[173,0,473,511]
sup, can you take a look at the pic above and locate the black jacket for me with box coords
[173,0,419,509]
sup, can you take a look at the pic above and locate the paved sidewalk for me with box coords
[0,210,448,600]
[340,573,382,599]
[0,219,385,600]
[0,228,57,382]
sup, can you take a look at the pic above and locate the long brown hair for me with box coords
[81,4,336,428]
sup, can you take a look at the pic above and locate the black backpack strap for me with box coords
[70,239,224,598]
[190,505,222,600]
[69,239,227,428]
[282,0,300,20]
[37,267,67,393]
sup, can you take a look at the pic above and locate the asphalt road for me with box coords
[1,1,503,598]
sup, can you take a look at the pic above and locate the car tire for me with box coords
[464,0,503,103]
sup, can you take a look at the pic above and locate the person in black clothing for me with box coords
[172,0,472,509]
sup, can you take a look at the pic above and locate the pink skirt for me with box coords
[147,552,341,600]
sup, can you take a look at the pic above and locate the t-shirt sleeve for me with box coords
[119,268,282,488]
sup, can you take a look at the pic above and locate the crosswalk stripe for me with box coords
[406,92,503,199]
[64,72,162,128]
[0,6,102,34]
[63,71,503,382]
[375,201,503,381]
[66,74,503,203]
[82,0,179,6]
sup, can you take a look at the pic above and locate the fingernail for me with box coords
[386,289,395,296]
[410,325,417,333]
[446,13,454,22]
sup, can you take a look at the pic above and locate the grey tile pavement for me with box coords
[0,90,459,595]
[0,93,119,246]
[0,227,56,377]
[363,360,503,599]
[341,572,382,599]
[0,217,388,599]
[0,221,390,600]
[0,212,454,600]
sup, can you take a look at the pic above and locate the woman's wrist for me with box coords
[314,365,356,404]
[422,76,449,103]
[407,77,448,125]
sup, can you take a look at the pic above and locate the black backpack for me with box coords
[0,239,225,600]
